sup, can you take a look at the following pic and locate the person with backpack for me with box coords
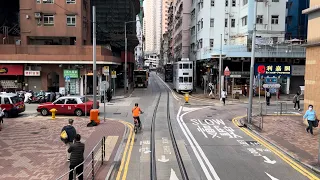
[266,89,271,106]
[293,92,301,111]
[0,107,5,131]
[61,119,77,161]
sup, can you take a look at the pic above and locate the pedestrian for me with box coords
[61,119,77,161]
[221,89,227,106]
[303,105,318,135]
[293,92,301,111]
[68,134,85,180]
[0,107,5,131]
[266,89,271,106]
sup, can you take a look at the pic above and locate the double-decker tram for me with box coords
[173,61,193,93]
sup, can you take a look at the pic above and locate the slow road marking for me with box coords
[233,116,319,180]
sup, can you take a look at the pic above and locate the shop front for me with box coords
[254,64,292,95]
[0,64,24,91]
[63,69,80,95]
[290,65,305,94]
[24,70,41,91]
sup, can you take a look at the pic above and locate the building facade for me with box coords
[286,0,310,40]
[160,32,170,66]
[0,0,139,95]
[189,0,306,95]
[302,1,320,113]
[135,15,144,67]
[162,0,172,35]
[144,0,162,54]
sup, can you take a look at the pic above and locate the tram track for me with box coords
[150,75,189,180]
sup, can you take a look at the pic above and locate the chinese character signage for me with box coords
[63,69,79,78]
[255,64,291,77]
[24,70,41,76]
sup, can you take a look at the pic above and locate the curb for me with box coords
[236,116,320,175]
[105,121,130,180]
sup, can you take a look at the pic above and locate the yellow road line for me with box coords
[121,122,136,180]
[116,121,134,180]
[232,116,319,180]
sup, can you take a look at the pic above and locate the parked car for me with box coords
[37,96,99,116]
[0,93,25,117]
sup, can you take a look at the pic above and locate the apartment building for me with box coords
[302,1,320,113]
[190,0,306,95]
[0,0,139,95]
[162,0,172,35]
[286,0,309,40]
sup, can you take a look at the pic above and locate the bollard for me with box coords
[50,108,57,120]
[184,92,189,103]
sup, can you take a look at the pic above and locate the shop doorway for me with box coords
[47,72,59,92]
[85,75,99,95]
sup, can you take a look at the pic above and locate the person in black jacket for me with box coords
[61,119,77,161]
[68,134,85,180]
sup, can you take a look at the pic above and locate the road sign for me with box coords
[65,76,70,82]
[262,84,281,89]
[111,70,117,78]
[224,66,230,76]
[103,66,109,75]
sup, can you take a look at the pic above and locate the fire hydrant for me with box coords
[50,108,57,120]
[184,92,189,103]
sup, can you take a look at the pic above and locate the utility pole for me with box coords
[124,22,128,94]
[247,0,258,123]
[218,34,223,99]
[92,6,97,109]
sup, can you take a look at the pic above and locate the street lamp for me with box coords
[124,20,141,94]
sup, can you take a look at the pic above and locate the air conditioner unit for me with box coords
[35,12,41,18]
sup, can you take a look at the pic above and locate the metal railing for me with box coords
[56,136,106,180]
[276,102,288,115]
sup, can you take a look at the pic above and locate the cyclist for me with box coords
[132,103,143,128]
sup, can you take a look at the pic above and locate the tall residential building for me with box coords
[0,0,139,95]
[135,16,143,66]
[190,0,306,95]
[302,1,320,113]
[144,0,162,54]
[162,0,172,35]
[286,0,310,40]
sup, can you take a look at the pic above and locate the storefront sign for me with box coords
[103,66,109,75]
[255,64,291,77]
[63,69,79,78]
[0,65,23,76]
[24,70,41,76]
[291,65,305,76]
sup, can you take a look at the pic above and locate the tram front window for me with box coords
[179,77,183,82]
[189,77,192,82]
[184,77,188,82]
[183,64,189,69]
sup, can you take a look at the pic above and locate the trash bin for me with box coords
[90,109,100,125]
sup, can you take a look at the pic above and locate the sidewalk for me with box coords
[249,115,320,170]
[0,116,125,180]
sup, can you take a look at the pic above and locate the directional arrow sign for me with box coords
[158,155,169,163]
[170,169,179,180]
[265,172,279,180]
[263,156,276,164]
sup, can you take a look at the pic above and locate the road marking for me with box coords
[265,172,279,180]
[170,169,179,180]
[116,121,134,180]
[156,74,180,101]
[232,116,320,180]
[177,106,220,180]
[158,155,170,162]
[262,156,276,164]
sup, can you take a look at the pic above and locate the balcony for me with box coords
[0,45,122,64]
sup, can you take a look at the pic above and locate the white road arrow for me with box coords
[144,150,151,154]
[265,172,279,180]
[263,156,276,164]
[170,169,179,180]
[158,155,169,163]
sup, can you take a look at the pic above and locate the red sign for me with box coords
[0,65,23,75]
[224,66,230,76]
[257,65,266,74]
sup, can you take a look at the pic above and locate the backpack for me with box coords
[266,92,271,97]
[60,130,68,142]
[292,95,297,103]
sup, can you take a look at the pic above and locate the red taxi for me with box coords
[37,96,99,116]
[0,93,25,117]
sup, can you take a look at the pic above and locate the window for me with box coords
[256,15,263,24]
[189,77,193,83]
[231,19,235,27]
[183,77,188,83]
[55,99,65,104]
[191,26,195,35]
[201,18,203,29]
[272,37,278,43]
[211,0,214,6]
[179,64,182,69]
[66,98,77,104]
[66,0,76,4]
[243,0,248,5]
[36,0,41,3]
[197,21,200,30]
[4,98,10,104]
[43,15,54,26]
[10,96,21,104]
[210,39,214,47]
[183,64,189,69]
[191,9,195,19]
[225,19,228,27]
[232,0,236,7]
[241,16,247,26]
[271,15,279,24]
[272,0,279,2]
[198,39,203,49]
[210,18,214,27]
[179,77,183,82]
[190,64,193,69]
[43,0,54,4]
[225,0,228,6]
[67,15,76,26]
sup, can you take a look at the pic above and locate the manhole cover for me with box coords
[31,132,40,134]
